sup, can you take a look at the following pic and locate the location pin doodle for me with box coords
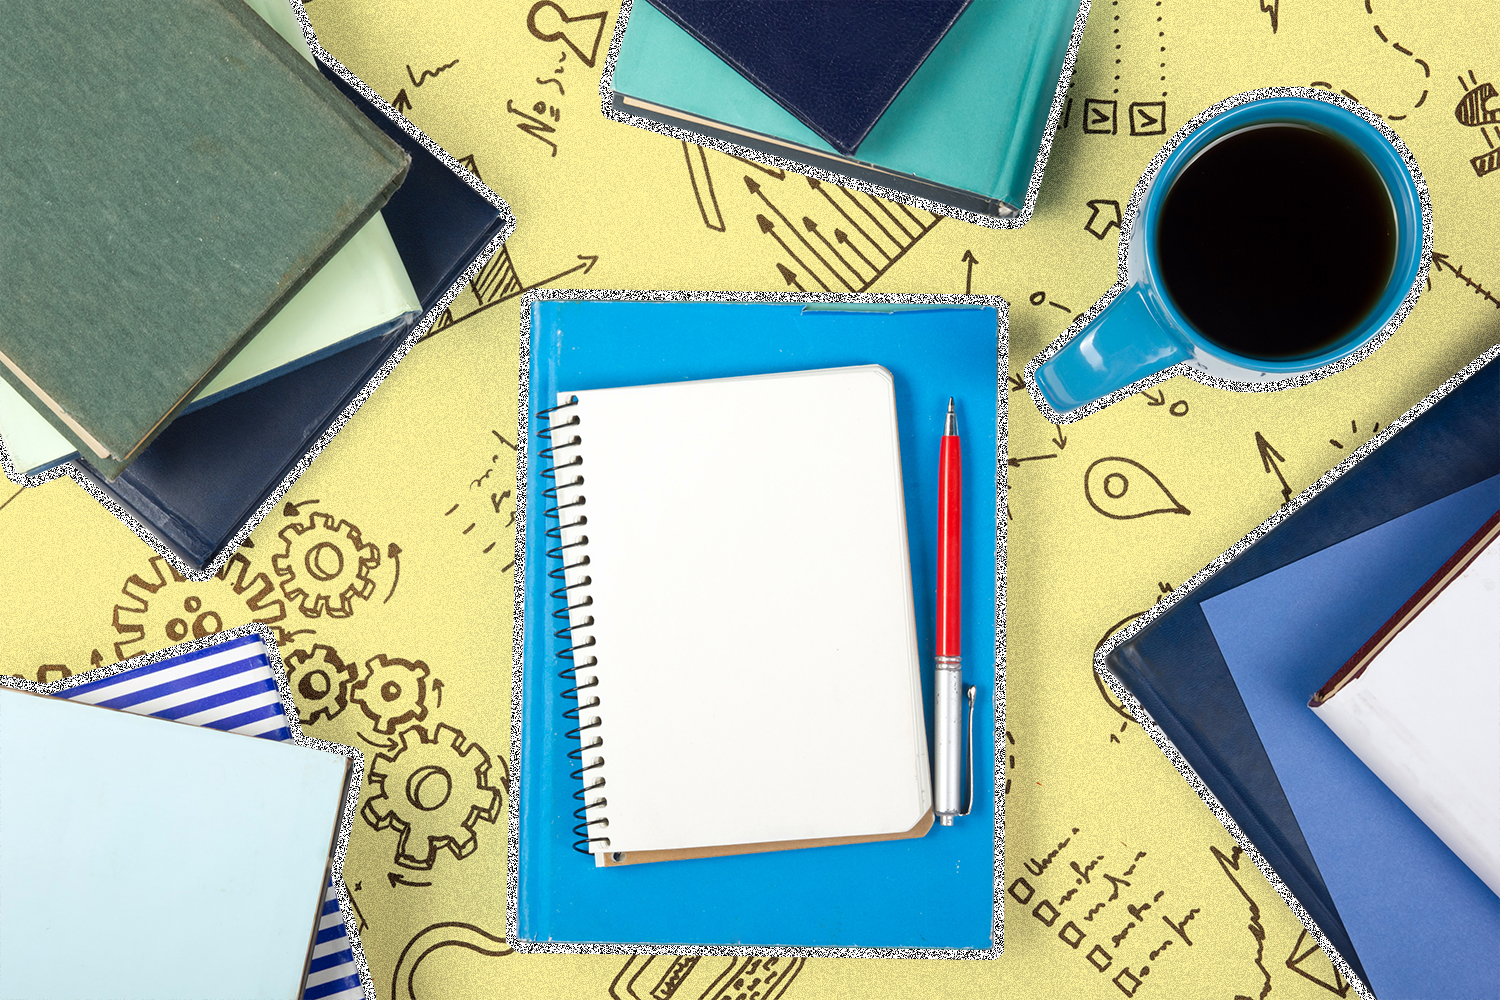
[527,1,607,68]
[1084,457,1191,520]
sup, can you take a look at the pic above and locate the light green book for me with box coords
[611,0,1082,219]
[0,0,419,479]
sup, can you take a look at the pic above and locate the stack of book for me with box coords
[606,0,1085,222]
[1102,352,1500,999]
[0,0,510,573]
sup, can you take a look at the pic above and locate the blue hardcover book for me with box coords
[1103,351,1500,999]
[609,0,1082,221]
[645,1,971,156]
[509,294,1005,955]
[71,57,510,573]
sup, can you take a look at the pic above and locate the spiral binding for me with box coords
[537,395,610,854]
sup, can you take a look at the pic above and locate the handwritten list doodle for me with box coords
[0,0,1496,996]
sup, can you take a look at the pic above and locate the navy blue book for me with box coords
[74,59,510,572]
[1103,351,1500,999]
[646,0,971,156]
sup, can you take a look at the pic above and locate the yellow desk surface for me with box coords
[2,1,1496,996]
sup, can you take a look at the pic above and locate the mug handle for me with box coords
[1034,285,1191,413]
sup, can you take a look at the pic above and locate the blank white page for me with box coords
[1312,536,1500,896]
[550,366,930,857]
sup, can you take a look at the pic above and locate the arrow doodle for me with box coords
[757,214,829,291]
[962,249,980,294]
[776,262,805,292]
[804,216,859,283]
[1051,425,1069,450]
[745,176,847,289]
[388,872,433,889]
[746,176,939,292]
[1084,199,1122,241]
[1008,453,1059,468]
[384,543,402,603]
[1255,431,1293,504]
[283,499,320,516]
[426,246,602,338]
[1431,252,1500,307]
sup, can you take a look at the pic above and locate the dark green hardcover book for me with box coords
[0,0,410,479]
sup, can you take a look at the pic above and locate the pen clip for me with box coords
[959,685,976,817]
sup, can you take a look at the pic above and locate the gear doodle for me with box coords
[272,512,381,619]
[112,554,287,661]
[362,723,505,870]
[351,653,430,734]
[284,644,357,725]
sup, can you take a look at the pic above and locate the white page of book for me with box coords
[1311,535,1500,897]
[551,366,930,857]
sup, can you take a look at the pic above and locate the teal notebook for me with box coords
[610,0,1082,219]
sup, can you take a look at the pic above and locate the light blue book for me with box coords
[609,0,1082,220]
[0,633,363,1000]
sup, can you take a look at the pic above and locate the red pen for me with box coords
[935,398,972,825]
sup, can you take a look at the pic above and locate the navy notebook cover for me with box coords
[76,61,508,571]
[645,0,972,156]
[512,297,1002,952]
[1104,352,1500,992]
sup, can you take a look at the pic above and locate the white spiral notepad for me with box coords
[544,366,933,866]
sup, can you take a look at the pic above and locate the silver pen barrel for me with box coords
[934,654,963,825]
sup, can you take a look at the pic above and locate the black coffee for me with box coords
[1156,124,1397,361]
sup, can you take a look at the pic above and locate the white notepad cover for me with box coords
[0,686,349,999]
[550,366,931,859]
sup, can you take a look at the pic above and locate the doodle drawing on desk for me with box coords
[1083,457,1190,521]
[753,173,940,292]
[389,923,512,1000]
[1456,69,1500,177]
[362,721,505,871]
[442,427,519,564]
[514,2,612,156]
[609,956,807,1000]
[429,221,601,339]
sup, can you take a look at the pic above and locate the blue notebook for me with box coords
[1105,351,1500,997]
[510,296,1003,954]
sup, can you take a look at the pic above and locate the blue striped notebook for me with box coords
[57,633,364,1000]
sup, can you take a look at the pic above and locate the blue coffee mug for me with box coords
[1028,89,1429,419]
